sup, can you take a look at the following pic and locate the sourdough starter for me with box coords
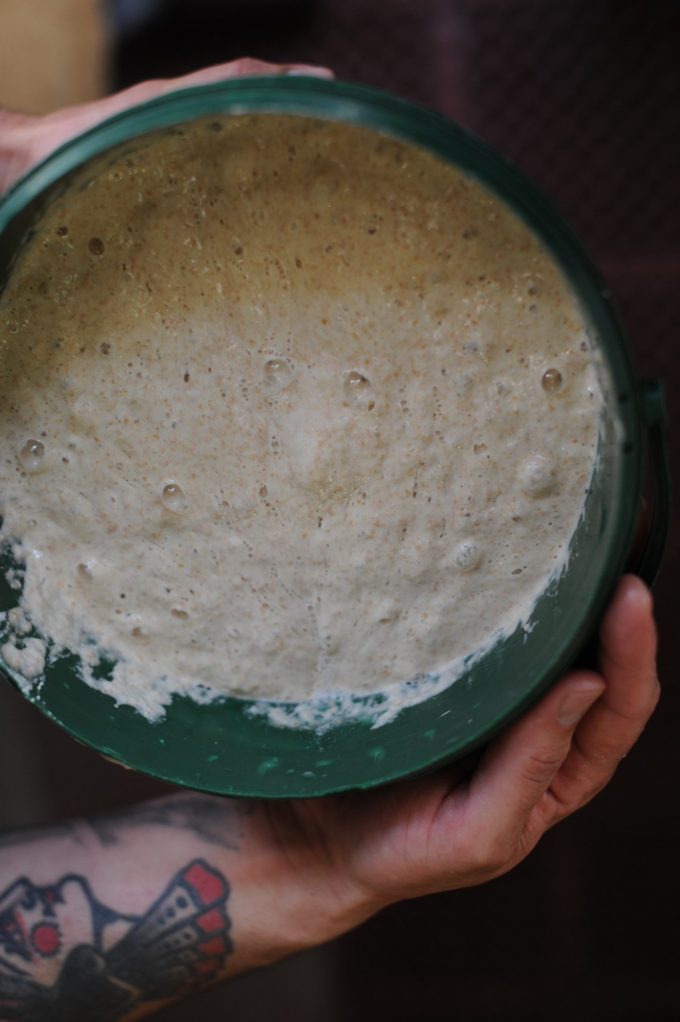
[0,115,603,724]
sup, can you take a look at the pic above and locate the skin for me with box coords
[0,60,660,1019]
[0,58,334,193]
[260,574,659,910]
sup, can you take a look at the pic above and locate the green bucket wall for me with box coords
[0,78,670,797]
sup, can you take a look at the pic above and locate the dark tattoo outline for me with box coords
[88,794,255,850]
[0,794,255,852]
[0,858,232,1021]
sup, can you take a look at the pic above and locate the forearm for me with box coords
[0,793,366,1020]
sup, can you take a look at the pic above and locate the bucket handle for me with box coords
[631,379,671,587]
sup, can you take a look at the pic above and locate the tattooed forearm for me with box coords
[0,858,233,1021]
[88,794,254,850]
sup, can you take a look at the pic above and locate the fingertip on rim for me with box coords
[283,67,335,79]
[618,573,654,612]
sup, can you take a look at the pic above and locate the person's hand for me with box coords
[0,575,657,999]
[260,575,659,937]
[0,57,333,195]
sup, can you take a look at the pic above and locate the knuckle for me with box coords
[550,766,615,823]
[558,780,603,818]
[232,57,267,75]
[581,778,609,805]
[521,745,568,787]
[467,831,514,875]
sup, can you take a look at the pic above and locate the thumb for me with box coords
[462,675,605,850]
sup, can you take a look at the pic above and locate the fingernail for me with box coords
[622,575,653,611]
[284,67,334,79]
[557,687,601,727]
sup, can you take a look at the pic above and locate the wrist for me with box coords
[223,801,379,974]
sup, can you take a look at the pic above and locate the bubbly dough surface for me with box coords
[0,115,603,721]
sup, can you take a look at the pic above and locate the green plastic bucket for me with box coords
[0,78,670,797]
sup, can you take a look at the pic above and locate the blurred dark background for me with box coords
[0,1,678,1018]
